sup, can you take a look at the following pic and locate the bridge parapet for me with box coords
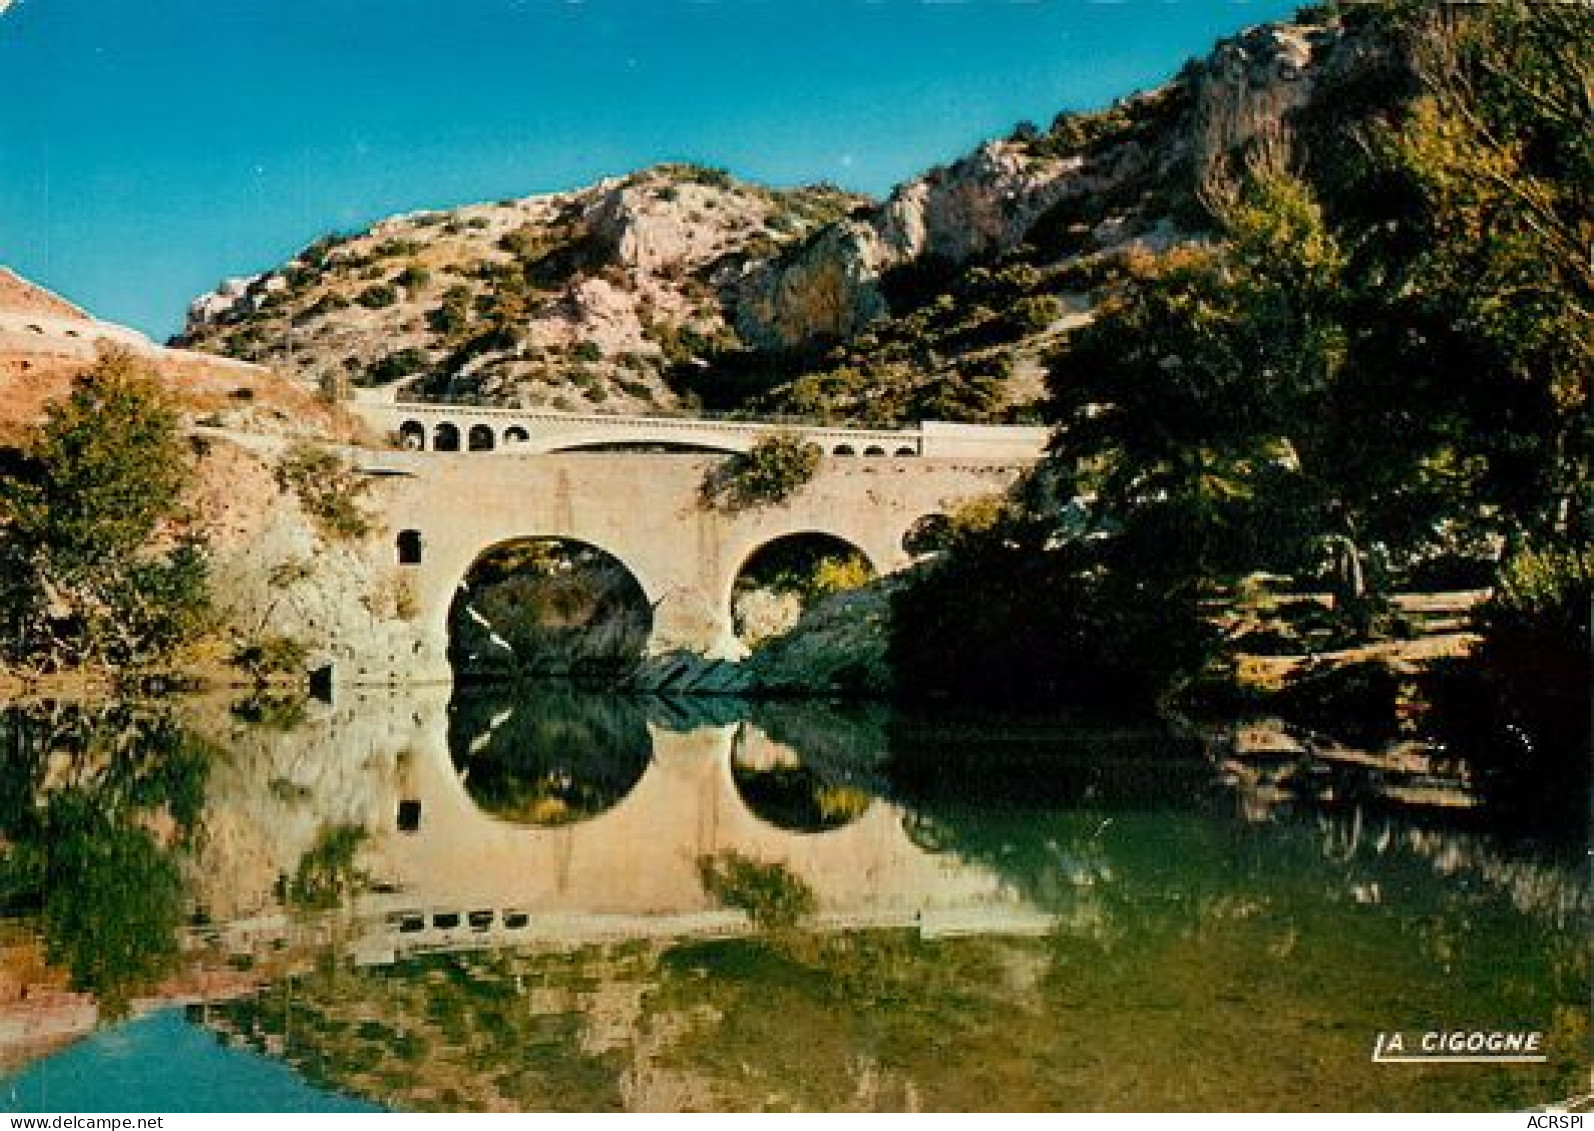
[348,397,1050,461]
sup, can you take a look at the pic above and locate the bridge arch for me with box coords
[727,531,876,648]
[538,432,744,457]
[446,534,657,680]
[434,421,461,452]
[467,424,496,452]
[446,690,653,828]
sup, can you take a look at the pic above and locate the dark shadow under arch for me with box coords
[730,727,873,834]
[448,535,654,682]
[398,420,427,450]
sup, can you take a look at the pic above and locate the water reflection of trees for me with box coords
[0,703,209,1017]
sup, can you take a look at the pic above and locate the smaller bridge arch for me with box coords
[468,424,496,452]
[726,530,877,649]
[434,422,461,452]
[398,420,427,450]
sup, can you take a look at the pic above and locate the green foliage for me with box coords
[275,443,374,541]
[232,632,310,680]
[284,824,370,911]
[699,432,822,514]
[394,263,431,293]
[0,352,211,668]
[41,796,184,1018]
[355,283,398,309]
[890,491,1216,710]
[696,851,817,931]
[901,1,1590,714]
[364,347,429,385]
[427,286,474,336]
[1424,542,1590,834]
[0,704,210,1018]
[736,537,872,605]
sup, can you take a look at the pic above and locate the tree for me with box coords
[0,351,211,668]
[0,704,209,1018]
[901,1,1591,708]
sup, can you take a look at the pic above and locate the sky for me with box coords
[0,0,1299,339]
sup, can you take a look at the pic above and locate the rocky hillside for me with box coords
[177,166,861,415]
[0,267,349,447]
[177,13,1397,425]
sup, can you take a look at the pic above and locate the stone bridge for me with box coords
[343,410,1048,684]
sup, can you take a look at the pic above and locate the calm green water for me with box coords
[0,688,1585,1112]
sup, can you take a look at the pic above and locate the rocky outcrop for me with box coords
[735,16,1386,354]
[743,579,901,696]
[1193,22,1340,181]
[732,219,894,350]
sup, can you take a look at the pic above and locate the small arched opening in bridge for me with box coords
[468,424,496,452]
[894,445,917,457]
[503,426,530,446]
[832,444,856,457]
[448,536,654,683]
[731,533,875,649]
[397,420,427,450]
[730,726,874,834]
[903,512,953,558]
[396,529,424,565]
[447,686,652,827]
[863,445,887,457]
[434,422,461,452]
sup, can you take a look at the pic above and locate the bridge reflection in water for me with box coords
[199,687,1050,967]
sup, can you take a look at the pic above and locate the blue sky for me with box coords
[0,0,1298,339]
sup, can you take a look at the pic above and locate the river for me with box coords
[0,687,1585,1111]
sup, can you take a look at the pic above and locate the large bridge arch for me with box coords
[446,533,660,678]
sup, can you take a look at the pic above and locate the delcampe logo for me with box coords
[1371,1029,1548,1064]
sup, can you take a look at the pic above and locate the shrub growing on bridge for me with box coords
[699,431,822,514]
